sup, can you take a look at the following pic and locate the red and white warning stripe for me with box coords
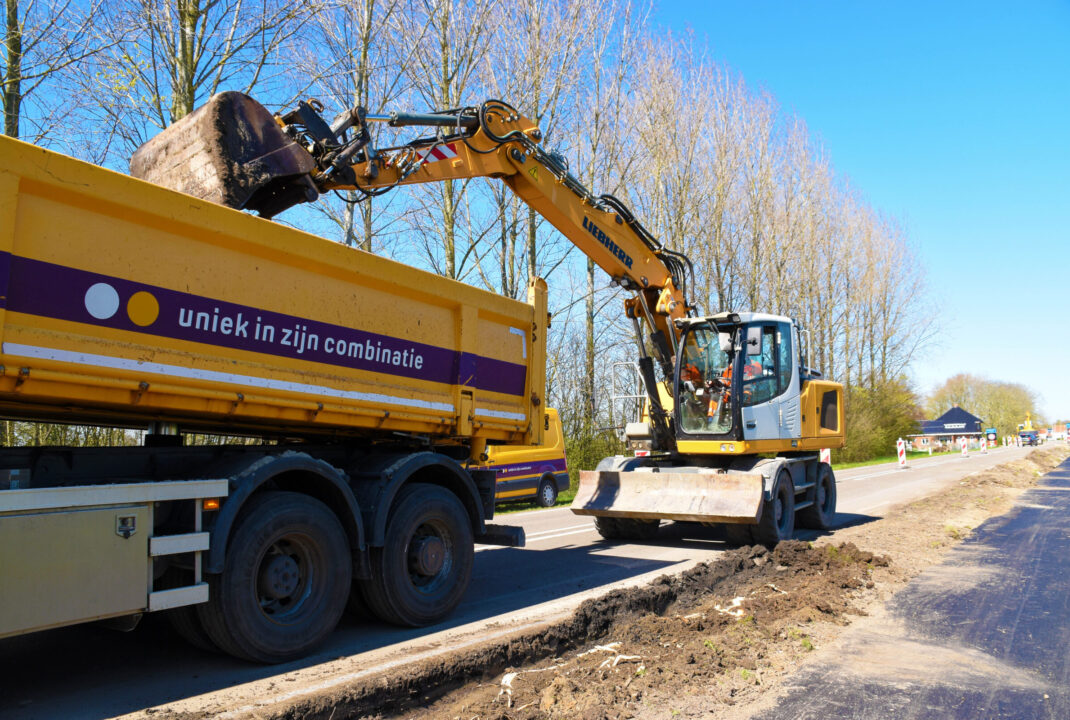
[419,142,459,164]
[960,436,969,457]
[896,438,907,468]
[819,448,831,465]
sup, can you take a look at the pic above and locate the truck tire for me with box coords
[798,464,837,530]
[752,471,795,547]
[160,569,218,653]
[536,475,559,507]
[359,483,473,627]
[168,605,219,654]
[197,491,351,663]
[594,517,660,541]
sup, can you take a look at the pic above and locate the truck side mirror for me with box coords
[718,332,732,354]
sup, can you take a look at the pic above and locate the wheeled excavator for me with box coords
[131,92,845,545]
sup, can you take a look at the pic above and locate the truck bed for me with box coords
[0,136,545,442]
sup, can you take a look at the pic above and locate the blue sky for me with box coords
[652,1,1070,422]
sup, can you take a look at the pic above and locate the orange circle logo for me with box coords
[127,291,160,326]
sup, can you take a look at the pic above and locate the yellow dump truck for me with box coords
[0,135,545,662]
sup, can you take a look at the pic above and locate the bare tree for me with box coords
[81,0,321,163]
[390,0,498,279]
[2,0,109,142]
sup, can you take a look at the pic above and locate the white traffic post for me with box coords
[819,448,831,466]
[897,438,907,468]
[960,436,969,457]
[928,445,932,456]
[982,436,988,454]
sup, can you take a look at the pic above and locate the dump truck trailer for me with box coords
[0,134,545,662]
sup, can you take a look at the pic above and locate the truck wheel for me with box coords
[798,464,837,530]
[197,491,351,663]
[752,472,795,547]
[168,605,219,654]
[160,569,218,653]
[536,475,559,507]
[359,483,473,627]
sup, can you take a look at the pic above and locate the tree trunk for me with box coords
[4,0,21,137]
[172,0,200,121]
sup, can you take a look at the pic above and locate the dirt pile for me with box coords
[418,542,889,720]
[266,541,887,720]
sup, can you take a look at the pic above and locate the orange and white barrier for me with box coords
[897,438,907,468]
[819,448,831,465]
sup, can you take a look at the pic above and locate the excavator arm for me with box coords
[131,93,694,451]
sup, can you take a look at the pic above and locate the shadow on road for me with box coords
[0,512,889,719]
[0,536,678,719]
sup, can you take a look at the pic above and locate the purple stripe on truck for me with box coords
[480,457,569,480]
[4,254,527,396]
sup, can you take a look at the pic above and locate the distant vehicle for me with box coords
[474,409,569,507]
[1019,431,1039,446]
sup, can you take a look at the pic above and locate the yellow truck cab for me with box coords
[475,409,569,507]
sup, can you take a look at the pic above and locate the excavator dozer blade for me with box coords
[571,469,765,524]
[129,91,318,218]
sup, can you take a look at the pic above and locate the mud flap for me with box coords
[129,91,318,217]
[570,469,764,524]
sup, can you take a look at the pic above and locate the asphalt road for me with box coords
[757,455,1070,720]
[0,446,1030,720]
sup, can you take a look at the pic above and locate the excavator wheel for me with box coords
[798,463,837,530]
[723,523,755,546]
[593,517,660,541]
[752,471,795,547]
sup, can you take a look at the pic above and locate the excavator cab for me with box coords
[674,313,804,445]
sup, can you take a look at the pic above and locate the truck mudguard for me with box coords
[349,451,489,546]
[203,451,364,574]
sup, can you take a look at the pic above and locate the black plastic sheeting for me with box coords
[758,457,1070,720]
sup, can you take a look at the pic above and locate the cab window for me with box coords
[678,327,733,435]
[741,322,793,406]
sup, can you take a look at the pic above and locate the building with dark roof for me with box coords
[908,406,984,447]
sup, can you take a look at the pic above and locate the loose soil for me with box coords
[165,446,1070,720]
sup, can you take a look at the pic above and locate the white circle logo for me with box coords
[85,283,120,320]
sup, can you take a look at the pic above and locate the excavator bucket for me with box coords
[571,469,765,524]
[129,91,319,218]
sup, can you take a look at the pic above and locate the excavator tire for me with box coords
[798,463,837,530]
[593,516,625,539]
[752,471,795,547]
[594,517,660,541]
[723,523,756,546]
